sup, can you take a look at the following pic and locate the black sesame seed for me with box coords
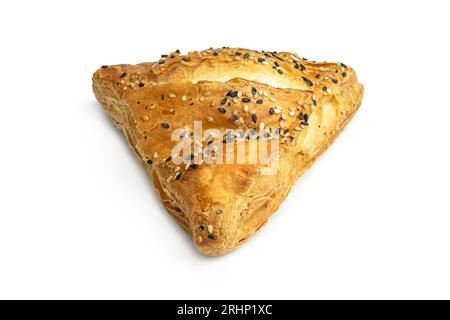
[301,77,313,86]
[269,108,275,115]
[301,121,309,126]
[181,57,191,62]
[165,156,172,162]
[251,87,257,95]
[218,107,227,113]
[158,60,165,64]
[332,79,338,84]
[208,234,217,240]
[227,90,238,97]
[235,52,242,56]
[120,72,127,78]
[300,64,306,71]
[221,97,228,105]
[161,122,170,129]
[304,114,309,122]
[189,164,199,169]
[294,64,299,69]
[146,159,153,165]
[213,51,218,56]
[242,97,251,103]
[176,49,180,54]
[299,113,305,120]
[252,114,257,123]
[198,224,205,231]
[342,72,347,78]
[101,65,108,68]
[274,61,280,67]
[175,172,183,181]
[244,53,250,59]
[340,63,348,69]
[264,52,271,58]
[257,57,265,63]
[323,86,328,92]
[315,74,321,79]
[277,69,283,74]
[170,55,176,59]
[161,54,168,58]
[284,128,290,135]
[230,114,238,121]
[256,99,263,104]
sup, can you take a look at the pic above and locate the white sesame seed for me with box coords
[168,93,176,98]
[154,152,158,158]
[269,97,277,102]
[295,126,302,131]
[181,95,187,101]
[259,122,265,130]
[207,116,214,122]
[243,105,249,112]
[289,110,295,117]
[141,115,149,121]
[207,225,214,233]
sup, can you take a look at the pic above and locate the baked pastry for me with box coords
[92,47,363,256]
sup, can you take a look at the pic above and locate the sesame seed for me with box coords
[289,110,295,117]
[277,69,283,74]
[207,234,217,240]
[218,107,227,113]
[244,53,250,59]
[120,72,127,78]
[274,61,280,67]
[176,49,180,53]
[221,97,228,105]
[323,86,328,92]
[252,114,257,123]
[216,209,223,215]
[198,224,205,231]
[243,105,249,112]
[301,121,309,126]
[168,93,176,98]
[257,57,265,62]
[162,122,170,129]
[207,225,214,233]
[175,172,183,181]
[189,164,199,169]
[301,77,313,86]
[342,72,347,78]
[158,60,165,64]
[230,114,238,121]
[146,159,153,165]
[181,95,187,101]
[207,116,214,122]
[101,65,108,68]
[213,51,218,56]
[141,115,149,121]
[256,99,263,104]
[138,82,145,87]
[197,236,203,244]
[251,87,257,95]
[269,108,275,115]
[332,79,338,84]
[315,74,321,79]
[242,97,251,103]
[227,90,238,97]
[165,156,172,162]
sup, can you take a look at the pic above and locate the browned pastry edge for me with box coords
[92,47,364,256]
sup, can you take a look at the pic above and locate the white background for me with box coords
[0,0,449,299]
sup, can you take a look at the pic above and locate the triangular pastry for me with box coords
[92,47,363,256]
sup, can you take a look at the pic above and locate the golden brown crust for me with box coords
[92,47,363,256]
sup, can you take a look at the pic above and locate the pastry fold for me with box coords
[93,47,363,256]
